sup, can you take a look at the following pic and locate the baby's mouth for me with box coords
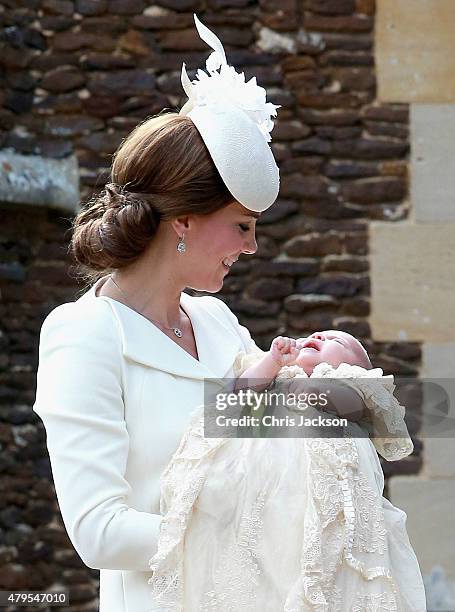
[301,339,321,351]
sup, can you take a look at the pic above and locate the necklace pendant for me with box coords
[173,328,183,338]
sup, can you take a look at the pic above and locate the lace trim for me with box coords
[147,409,226,611]
[199,484,268,612]
[351,591,399,611]
[285,438,400,611]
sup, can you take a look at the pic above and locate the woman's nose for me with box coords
[242,234,258,255]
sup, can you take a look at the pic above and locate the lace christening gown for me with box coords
[147,356,427,612]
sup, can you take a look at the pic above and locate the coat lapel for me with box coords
[80,278,242,383]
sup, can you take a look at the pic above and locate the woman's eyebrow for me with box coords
[242,211,261,219]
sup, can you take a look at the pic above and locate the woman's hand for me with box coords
[270,336,300,367]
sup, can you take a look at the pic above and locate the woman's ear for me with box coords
[170,216,190,238]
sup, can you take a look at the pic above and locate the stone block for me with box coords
[422,343,455,378]
[389,476,455,579]
[411,104,455,222]
[284,232,343,257]
[304,14,373,33]
[421,343,455,478]
[376,0,455,102]
[341,177,406,204]
[0,150,80,212]
[297,274,369,297]
[370,223,455,342]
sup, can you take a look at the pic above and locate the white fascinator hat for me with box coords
[178,14,281,213]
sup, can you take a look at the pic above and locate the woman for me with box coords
[33,15,369,612]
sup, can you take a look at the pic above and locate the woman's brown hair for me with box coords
[69,111,235,284]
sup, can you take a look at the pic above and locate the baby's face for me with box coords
[294,330,369,375]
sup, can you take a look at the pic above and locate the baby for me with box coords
[147,331,426,612]
[238,330,372,383]
[233,330,372,416]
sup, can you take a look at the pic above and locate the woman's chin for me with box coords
[184,266,232,293]
[186,277,224,293]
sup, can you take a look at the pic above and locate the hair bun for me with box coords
[102,182,130,210]
[70,182,161,275]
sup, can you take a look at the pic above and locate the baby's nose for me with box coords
[311,332,325,341]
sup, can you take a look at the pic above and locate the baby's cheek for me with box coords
[325,346,350,366]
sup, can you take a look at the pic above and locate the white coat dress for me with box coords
[32,274,261,612]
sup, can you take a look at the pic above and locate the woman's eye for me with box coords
[239,224,250,232]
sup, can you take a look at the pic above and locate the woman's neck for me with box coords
[101,250,186,327]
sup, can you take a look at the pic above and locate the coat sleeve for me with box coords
[32,300,162,571]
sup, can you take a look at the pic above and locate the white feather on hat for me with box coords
[179,14,281,213]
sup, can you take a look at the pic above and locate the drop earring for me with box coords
[177,232,186,253]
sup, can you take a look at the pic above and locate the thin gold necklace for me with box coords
[108,275,185,338]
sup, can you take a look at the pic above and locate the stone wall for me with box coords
[0,0,425,608]
[0,204,100,609]
[375,0,455,587]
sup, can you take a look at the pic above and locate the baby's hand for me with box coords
[270,336,300,367]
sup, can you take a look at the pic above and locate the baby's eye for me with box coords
[239,224,250,232]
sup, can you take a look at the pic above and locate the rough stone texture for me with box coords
[76,0,108,15]
[0,150,80,212]
[0,0,423,605]
[376,0,455,102]
[41,66,87,93]
[411,104,455,222]
[369,222,455,342]
[0,202,101,604]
